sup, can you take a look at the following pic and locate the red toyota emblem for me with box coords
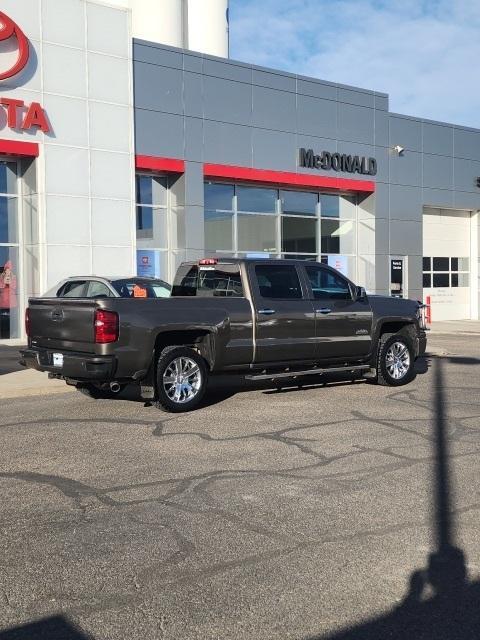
[0,11,29,81]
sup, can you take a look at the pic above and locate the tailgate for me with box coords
[28,298,98,352]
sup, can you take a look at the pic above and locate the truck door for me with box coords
[304,264,372,360]
[250,263,316,364]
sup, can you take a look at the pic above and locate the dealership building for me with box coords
[0,0,480,343]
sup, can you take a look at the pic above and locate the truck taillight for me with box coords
[25,308,31,337]
[94,310,118,343]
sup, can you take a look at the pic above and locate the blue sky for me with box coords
[229,0,480,128]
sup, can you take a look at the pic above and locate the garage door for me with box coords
[423,207,471,321]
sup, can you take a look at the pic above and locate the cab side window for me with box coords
[255,264,302,299]
[305,265,351,300]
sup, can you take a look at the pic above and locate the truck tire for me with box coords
[77,383,126,399]
[155,345,208,413]
[376,333,415,386]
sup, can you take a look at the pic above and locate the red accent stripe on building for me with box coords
[136,155,185,173]
[0,139,39,157]
[203,163,375,193]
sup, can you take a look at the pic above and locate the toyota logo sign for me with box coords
[0,11,29,81]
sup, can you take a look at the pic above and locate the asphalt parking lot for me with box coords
[1,332,479,639]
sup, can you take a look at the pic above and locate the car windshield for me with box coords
[110,278,171,298]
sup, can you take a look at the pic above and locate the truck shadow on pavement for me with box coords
[308,357,480,640]
[0,615,93,639]
[117,355,433,410]
[0,347,25,376]
[201,354,433,408]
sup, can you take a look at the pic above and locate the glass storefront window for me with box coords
[321,219,355,254]
[203,183,357,276]
[136,174,168,243]
[205,183,234,211]
[319,194,339,218]
[136,206,153,232]
[282,254,316,261]
[238,213,277,253]
[136,175,167,207]
[282,217,316,253]
[236,186,277,213]
[0,160,20,340]
[0,162,17,195]
[0,246,19,339]
[135,173,169,279]
[205,210,233,251]
[0,196,18,243]
[280,190,317,216]
[320,194,355,219]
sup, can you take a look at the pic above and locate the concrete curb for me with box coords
[428,331,480,336]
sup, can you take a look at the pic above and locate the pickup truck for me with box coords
[20,258,427,413]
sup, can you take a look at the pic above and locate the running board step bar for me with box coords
[245,364,371,382]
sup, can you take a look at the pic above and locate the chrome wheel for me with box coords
[163,356,202,404]
[385,341,411,380]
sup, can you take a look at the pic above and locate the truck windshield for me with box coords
[172,265,244,297]
[110,279,171,298]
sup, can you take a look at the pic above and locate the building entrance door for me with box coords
[390,256,407,298]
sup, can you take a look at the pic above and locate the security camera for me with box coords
[393,145,405,155]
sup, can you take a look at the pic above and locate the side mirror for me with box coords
[354,286,367,301]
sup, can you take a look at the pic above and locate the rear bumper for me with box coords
[19,347,116,381]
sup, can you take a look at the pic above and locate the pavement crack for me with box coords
[0,471,116,511]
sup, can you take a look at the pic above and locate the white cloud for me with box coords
[229,0,480,127]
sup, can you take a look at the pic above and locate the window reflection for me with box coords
[0,196,18,244]
[236,186,277,213]
[0,162,17,195]
[281,190,317,216]
[205,210,233,250]
[0,161,19,340]
[205,183,234,211]
[238,214,277,252]
[321,219,355,254]
[282,217,316,253]
[0,247,19,339]
[135,174,169,260]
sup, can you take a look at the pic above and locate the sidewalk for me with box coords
[0,345,73,400]
[0,368,74,400]
[428,320,480,335]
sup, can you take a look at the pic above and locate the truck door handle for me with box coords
[258,308,276,315]
[316,308,332,314]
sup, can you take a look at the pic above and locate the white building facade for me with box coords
[0,0,136,342]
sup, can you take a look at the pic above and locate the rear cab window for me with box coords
[172,263,244,297]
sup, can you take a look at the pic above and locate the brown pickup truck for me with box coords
[20,258,427,412]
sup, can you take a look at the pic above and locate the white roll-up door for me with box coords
[423,207,472,320]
